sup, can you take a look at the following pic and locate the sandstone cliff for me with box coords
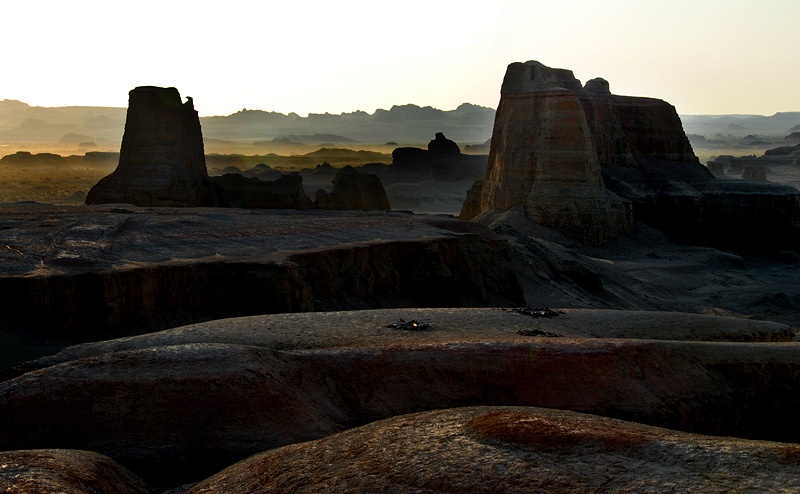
[472,60,800,250]
[86,87,227,207]
[480,61,633,245]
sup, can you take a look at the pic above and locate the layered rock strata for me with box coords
[472,60,800,249]
[480,62,633,245]
[86,86,226,207]
[0,309,797,485]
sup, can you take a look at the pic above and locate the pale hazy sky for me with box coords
[3,0,798,117]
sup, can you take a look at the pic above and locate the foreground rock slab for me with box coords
[188,406,800,494]
[2,310,800,483]
[0,449,150,494]
[0,204,523,340]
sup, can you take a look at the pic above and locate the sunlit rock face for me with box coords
[481,61,634,245]
[474,60,800,250]
[86,86,226,207]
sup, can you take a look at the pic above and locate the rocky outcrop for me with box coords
[189,406,800,494]
[743,166,768,181]
[314,165,390,210]
[3,327,800,483]
[471,60,800,250]
[0,204,522,341]
[212,172,313,209]
[0,151,65,168]
[427,131,460,156]
[86,86,227,207]
[458,179,483,220]
[0,449,150,494]
[480,61,634,245]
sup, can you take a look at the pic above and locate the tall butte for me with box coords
[479,61,634,245]
[86,86,226,207]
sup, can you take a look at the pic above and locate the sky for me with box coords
[2,0,798,117]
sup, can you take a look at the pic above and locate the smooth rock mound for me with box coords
[188,406,800,493]
[86,86,226,207]
[0,449,150,494]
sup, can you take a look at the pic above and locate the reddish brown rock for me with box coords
[480,61,634,245]
[85,87,226,207]
[458,179,483,220]
[0,449,150,494]
[188,406,800,494]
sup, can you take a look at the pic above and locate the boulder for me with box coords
[315,165,390,210]
[187,406,800,493]
[212,172,313,209]
[0,449,150,494]
[85,86,227,207]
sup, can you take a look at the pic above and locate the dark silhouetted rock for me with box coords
[707,161,726,177]
[584,77,611,94]
[315,165,390,210]
[0,151,65,167]
[212,172,313,209]
[85,86,227,207]
[0,449,151,494]
[427,132,460,156]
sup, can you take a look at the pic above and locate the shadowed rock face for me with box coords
[212,172,313,209]
[428,131,460,156]
[315,165,390,210]
[481,61,634,245]
[86,86,227,207]
[473,60,800,250]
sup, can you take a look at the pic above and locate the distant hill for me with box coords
[0,99,495,146]
[682,112,800,137]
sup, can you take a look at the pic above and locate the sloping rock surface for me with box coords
[0,449,150,494]
[2,309,799,484]
[86,86,226,207]
[189,406,800,494]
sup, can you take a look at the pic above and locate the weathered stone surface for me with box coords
[474,60,800,250]
[0,204,522,342]
[0,449,150,494]
[212,172,313,209]
[314,165,390,210]
[86,87,226,207]
[188,406,800,494]
[480,61,634,245]
[4,337,800,483]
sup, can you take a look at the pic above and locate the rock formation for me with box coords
[314,165,390,210]
[427,131,460,156]
[85,86,227,207]
[188,406,800,494]
[480,61,634,245]
[0,449,151,494]
[458,179,483,220]
[470,60,800,249]
[213,172,313,209]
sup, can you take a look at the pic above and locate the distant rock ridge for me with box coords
[86,86,227,207]
[468,60,800,250]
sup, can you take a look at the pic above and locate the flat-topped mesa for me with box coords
[86,86,226,207]
[472,60,800,250]
[481,61,634,245]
